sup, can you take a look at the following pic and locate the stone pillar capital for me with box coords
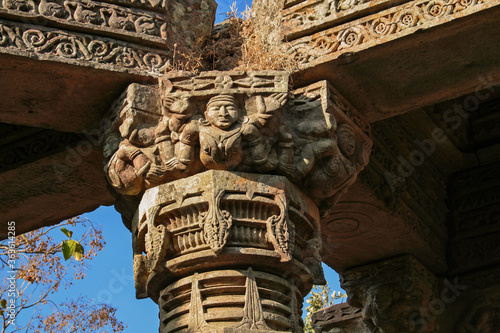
[103,70,373,332]
[340,255,438,333]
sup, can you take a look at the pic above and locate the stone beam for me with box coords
[0,133,114,238]
[0,0,217,133]
[253,0,500,122]
[319,110,452,274]
[0,0,217,237]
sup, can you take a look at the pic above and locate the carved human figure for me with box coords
[154,96,195,172]
[105,108,159,195]
[304,122,371,213]
[176,94,277,171]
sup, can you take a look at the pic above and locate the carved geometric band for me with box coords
[160,71,289,97]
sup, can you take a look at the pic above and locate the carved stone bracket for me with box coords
[311,302,364,333]
[104,71,372,222]
[340,255,438,333]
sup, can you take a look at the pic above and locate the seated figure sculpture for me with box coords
[176,94,278,171]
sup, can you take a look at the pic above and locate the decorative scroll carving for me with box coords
[200,190,233,255]
[0,0,168,41]
[0,19,170,74]
[282,0,396,40]
[286,0,497,66]
[266,191,295,262]
[104,72,372,219]
[340,255,438,333]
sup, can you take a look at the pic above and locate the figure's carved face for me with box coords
[205,97,239,130]
[337,124,356,157]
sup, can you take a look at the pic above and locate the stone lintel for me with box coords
[254,0,500,122]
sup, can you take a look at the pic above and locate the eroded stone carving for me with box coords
[135,171,323,332]
[103,71,372,332]
[237,267,270,330]
[104,71,372,220]
[0,19,170,74]
[0,0,216,45]
[311,302,364,333]
[455,294,500,333]
[200,189,233,255]
[340,255,438,333]
[285,0,496,66]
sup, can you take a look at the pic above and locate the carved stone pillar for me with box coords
[340,255,438,333]
[103,71,372,332]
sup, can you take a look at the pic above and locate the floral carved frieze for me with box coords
[0,0,169,42]
[282,0,399,40]
[103,71,372,218]
[286,0,499,67]
[0,19,170,74]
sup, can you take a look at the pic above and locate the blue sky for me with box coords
[13,1,343,331]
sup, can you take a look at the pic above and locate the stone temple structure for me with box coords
[1,0,500,332]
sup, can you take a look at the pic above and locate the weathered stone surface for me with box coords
[104,71,372,224]
[133,170,323,332]
[103,70,373,332]
[0,0,216,49]
[319,111,451,274]
[0,141,114,238]
[311,302,364,333]
[254,0,500,123]
[448,160,500,275]
[340,255,438,333]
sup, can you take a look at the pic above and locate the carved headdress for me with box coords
[206,94,237,108]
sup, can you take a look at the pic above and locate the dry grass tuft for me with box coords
[164,3,299,74]
[202,4,299,72]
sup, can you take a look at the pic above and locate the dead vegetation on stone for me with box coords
[205,7,299,72]
[166,5,299,73]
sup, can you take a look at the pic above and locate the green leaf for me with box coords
[60,227,73,239]
[0,299,7,309]
[62,239,77,260]
[73,242,84,261]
